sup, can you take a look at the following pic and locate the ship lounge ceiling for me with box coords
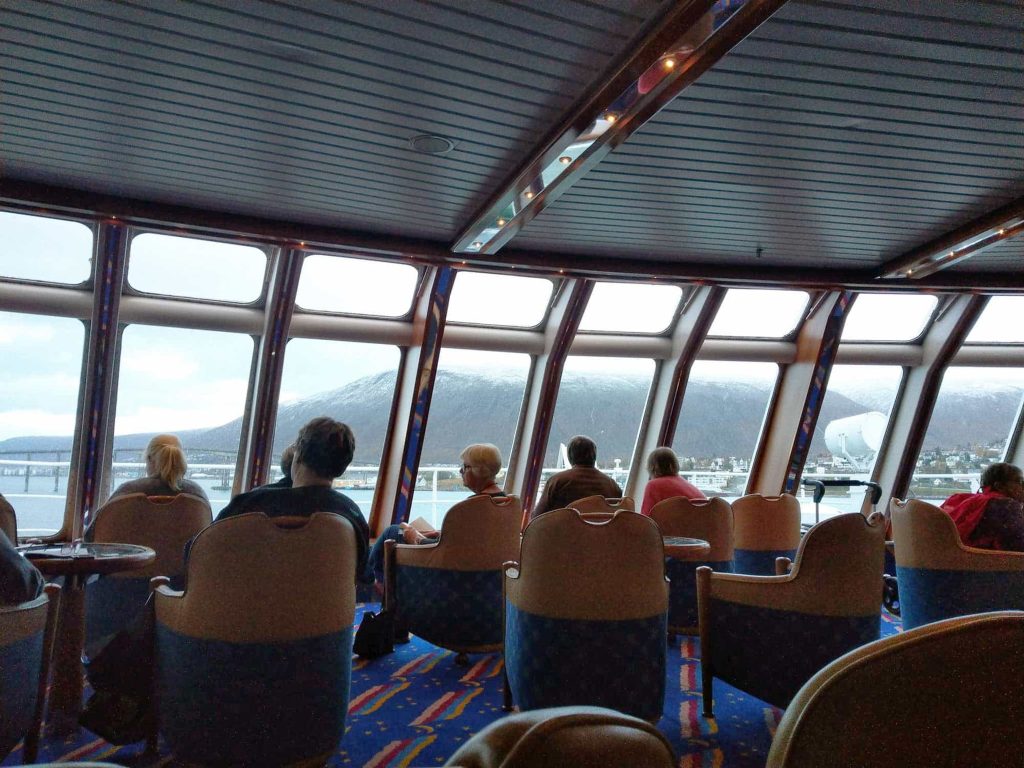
[1,0,1022,289]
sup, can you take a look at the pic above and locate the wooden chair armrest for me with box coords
[393,539,442,567]
[775,556,793,575]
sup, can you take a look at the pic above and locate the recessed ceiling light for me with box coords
[525,190,534,200]
[409,134,457,155]
[496,218,506,226]
[559,155,572,165]
[470,241,483,249]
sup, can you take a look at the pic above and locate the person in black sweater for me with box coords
[0,529,43,605]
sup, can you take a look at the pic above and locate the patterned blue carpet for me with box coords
[4,608,901,767]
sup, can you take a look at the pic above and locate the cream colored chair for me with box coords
[153,512,357,766]
[649,496,733,632]
[731,493,801,575]
[767,611,1024,767]
[504,509,668,721]
[86,493,211,647]
[0,584,59,764]
[890,498,1024,629]
[698,512,885,715]
[385,494,522,658]
[567,495,635,517]
[444,706,676,768]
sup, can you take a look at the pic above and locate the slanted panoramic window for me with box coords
[446,272,553,328]
[417,349,530,527]
[578,282,682,334]
[0,210,92,285]
[672,361,777,500]
[802,365,903,522]
[543,356,655,489]
[966,296,1024,343]
[128,233,267,303]
[911,366,1024,503]
[841,293,938,342]
[274,338,400,519]
[295,255,418,317]
[113,325,254,507]
[0,311,85,535]
[707,289,809,338]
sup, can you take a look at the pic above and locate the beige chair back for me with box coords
[398,494,522,571]
[508,509,666,621]
[444,706,676,768]
[567,495,635,515]
[767,612,1024,767]
[154,512,357,643]
[650,496,733,562]
[890,498,1024,571]
[91,493,211,578]
[731,493,801,550]
[0,497,16,543]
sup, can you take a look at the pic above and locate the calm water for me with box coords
[0,475,476,535]
[2,473,952,536]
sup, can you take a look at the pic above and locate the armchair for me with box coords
[890,498,1024,630]
[385,494,522,658]
[504,509,668,721]
[697,512,885,716]
[153,512,357,766]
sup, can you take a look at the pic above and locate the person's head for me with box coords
[279,444,296,481]
[646,447,679,478]
[294,417,355,480]
[145,434,187,491]
[981,462,1024,501]
[459,443,502,493]
[567,435,597,468]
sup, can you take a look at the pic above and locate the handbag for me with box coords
[353,608,395,658]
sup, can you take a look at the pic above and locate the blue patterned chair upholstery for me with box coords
[153,512,357,767]
[386,494,522,655]
[649,496,733,633]
[767,611,1024,767]
[697,512,885,716]
[504,509,668,721]
[86,493,211,650]
[890,498,1024,630]
[1,584,58,764]
[731,493,801,575]
[444,705,676,767]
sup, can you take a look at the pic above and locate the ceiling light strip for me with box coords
[452,0,789,256]
[879,197,1024,280]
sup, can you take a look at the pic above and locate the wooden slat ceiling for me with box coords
[1,0,1022,281]
[511,0,1024,273]
[0,0,664,240]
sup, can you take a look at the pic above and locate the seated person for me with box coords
[216,418,369,575]
[108,434,209,502]
[941,462,1024,551]
[640,446,706,515]
[0,528,43,605]
[530,435,622,520]
[261,444,295,489]
[81,417,369,743]
[365,443,504,587]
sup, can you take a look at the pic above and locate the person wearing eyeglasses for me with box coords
[364,443,505,588]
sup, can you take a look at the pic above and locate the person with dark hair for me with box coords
[640,446,706,516]
[0,528,43,605]
[941,462,1024,551]
[530,435,622,520]
[262,444,296,489]
[216,417,367,574]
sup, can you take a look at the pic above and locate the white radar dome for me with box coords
[824,411,887,458]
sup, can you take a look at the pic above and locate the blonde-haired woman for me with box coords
[110,434,209,503]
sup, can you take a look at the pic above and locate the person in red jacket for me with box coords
[640,447,706,516]
[941,462,1024,551]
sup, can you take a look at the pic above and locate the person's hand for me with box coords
[399,523,421,544]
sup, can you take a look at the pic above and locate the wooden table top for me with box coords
[18,542,156,576]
